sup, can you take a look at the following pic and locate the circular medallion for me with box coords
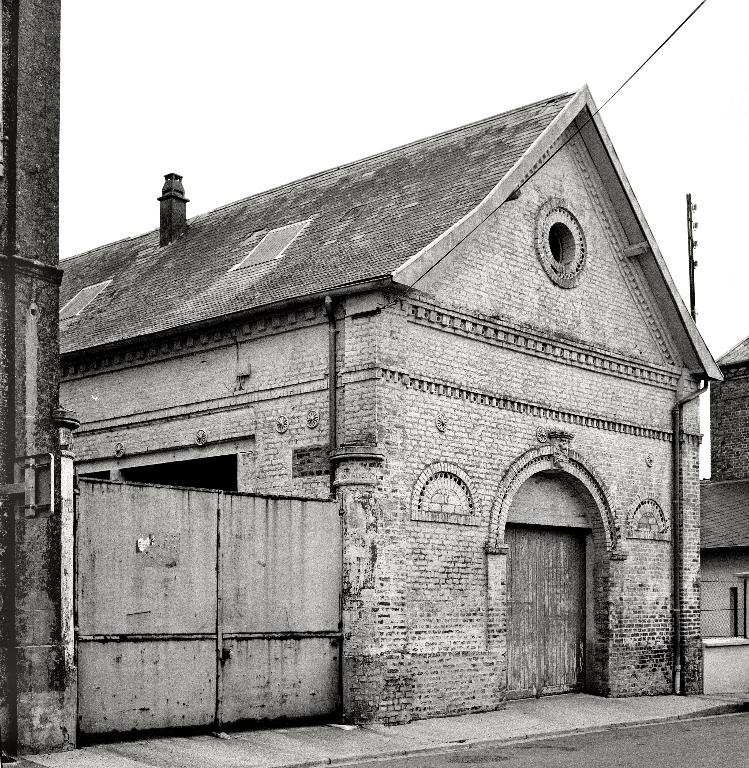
[535,200,587,288]
[645,453,654,467]
[435,413,448,433]
[275,415,289,434]
[195,429,208,446]
[306,409,320,429]
[536,426,549,444]
[114,442,125,458]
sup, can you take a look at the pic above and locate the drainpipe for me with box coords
[324,296,337,496]
[325,295,344,721]
[671,378,708,694]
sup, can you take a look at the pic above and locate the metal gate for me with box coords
[75,479,341,736]
[506,525,585,697]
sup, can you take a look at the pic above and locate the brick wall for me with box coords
[680,416,703,694]
[710,367,749,481]
[61,310,332,499]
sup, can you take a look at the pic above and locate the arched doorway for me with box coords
[486,441,619,698]
[505,471,594,697]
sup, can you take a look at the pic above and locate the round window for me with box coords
[535,201,586,288]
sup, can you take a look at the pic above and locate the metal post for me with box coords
[686,193,698,321]
[214,491,224,731]
[325,296,337,497]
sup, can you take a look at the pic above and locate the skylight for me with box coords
[230,220,309,271]
[59,280,112,320]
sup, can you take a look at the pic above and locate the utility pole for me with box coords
[686,193,698,322]
[0,0,77,755]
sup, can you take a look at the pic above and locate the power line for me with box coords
[379,0,710,311]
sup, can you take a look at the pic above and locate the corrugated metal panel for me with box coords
[76,480,341,735]
[221,496,341,633]
[218,494,341,724]
[77,640,216,734]
[220,638,339,723]
[77,481,218,635]
[76,481,219,733]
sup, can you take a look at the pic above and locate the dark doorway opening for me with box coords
[78,470,111,480]
[121,454,238,493]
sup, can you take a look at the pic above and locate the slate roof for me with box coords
[59,92,574,355]
[701,480,749,549]
[718,335,749,368]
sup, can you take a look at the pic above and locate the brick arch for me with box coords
[487,445,620,555]
[626,498,669,541]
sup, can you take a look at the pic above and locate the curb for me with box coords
[273,702,748,768]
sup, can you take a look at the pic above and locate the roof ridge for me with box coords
[205,92,575,219]
[717,333,749,366]
[63,91,574,263]
[61,228,157,263]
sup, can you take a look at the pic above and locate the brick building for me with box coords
[701,339,749,639]
[59,87,720,728]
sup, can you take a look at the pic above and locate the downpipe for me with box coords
[671,379,708,695]
[324,296,337,497]
[324,295,345,722]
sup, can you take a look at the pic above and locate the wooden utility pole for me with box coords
[686,193,698,321]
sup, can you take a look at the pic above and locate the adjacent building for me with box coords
[59,86,720,731]
[702,337,749,638]
[700,338,749,693]
[701,480,748,638]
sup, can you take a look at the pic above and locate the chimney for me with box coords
[158,172,189,246]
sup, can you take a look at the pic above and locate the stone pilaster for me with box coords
[332,447,386,723]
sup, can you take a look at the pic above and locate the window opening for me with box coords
[548,222,575,268]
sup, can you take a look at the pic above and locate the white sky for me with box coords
[59,1,749,477]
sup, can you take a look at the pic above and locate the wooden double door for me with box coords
[506,524,586,697]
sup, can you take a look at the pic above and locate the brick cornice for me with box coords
[61,303,324,380]
[74,375,327,436]
[405,298,680,390]
[380,366,700,445]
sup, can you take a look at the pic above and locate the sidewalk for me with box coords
[16,693,749,768]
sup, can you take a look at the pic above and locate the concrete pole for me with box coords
[0,0,76,755]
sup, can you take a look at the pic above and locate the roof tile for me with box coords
[718,335,749,368]
[701,479,749,549]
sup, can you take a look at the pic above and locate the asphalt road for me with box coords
[352,713,749,768]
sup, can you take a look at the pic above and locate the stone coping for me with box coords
[703,637,749,647]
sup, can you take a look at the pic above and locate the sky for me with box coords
[59,0,749,477]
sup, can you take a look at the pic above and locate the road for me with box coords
[353,713,749,768]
